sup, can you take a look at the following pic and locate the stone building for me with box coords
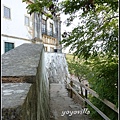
[1,0,62,54]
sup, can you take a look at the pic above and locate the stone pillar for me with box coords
[57,16,62,53]
[31,13,35,42]
[33,13,38,38]
[36,13,40,38]
[53,16,58,39]
[32,13,42,43]
[39,13,42,42]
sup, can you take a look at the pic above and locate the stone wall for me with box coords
[45,52,70,84]
[2,43,70,120]
[35,48,49,120]
[2,83,32,120]
[2,43,49,120]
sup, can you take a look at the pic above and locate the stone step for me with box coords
[50,83,91,120]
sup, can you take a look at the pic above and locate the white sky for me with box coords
[58,0,81,33]
[60,13,78,54]
[59,11,82,53]
[60,13,80,34]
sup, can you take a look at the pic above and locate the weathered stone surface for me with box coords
[45,53,70,84]
[2,43,50,120]
[2,43,43,77]
[2,83,31,120]
[2,83,31,108]
[22,83,37,120]
[50,83,92,120]
[2,106,22,120]
[35,49,50,120]
[2,43,91,120]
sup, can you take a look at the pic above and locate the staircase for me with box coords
[45,52,92,120]
[49,83,91,120]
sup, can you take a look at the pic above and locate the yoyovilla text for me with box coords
[61,108,90,116]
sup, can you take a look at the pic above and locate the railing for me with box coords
[42,34,58,45]
[42,28,58,38]
[67,77,118,120]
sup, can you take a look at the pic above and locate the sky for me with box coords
[60,13,74,53]
[60,13,81,53]
[58,1,103,54]
[59,13,82,53]
[57,0,84,53]
[58,0,80,33]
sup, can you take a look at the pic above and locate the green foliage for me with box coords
[87,97,118,120]
[22,0,59,18]
[59,0,118,15]
[66,54,94,82]
[61,3,118,59]
[61,3,118,119]
[87,56,118,106]
[22,0,118,119]
[66,54,74,62]
[67,54,118,119]
[67,59,90,81]
[85,55,118,119]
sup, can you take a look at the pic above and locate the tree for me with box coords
[61,1,118,59]
[23,0,118,119]
[60,0,118,119]
[22,0,59,18]
[66,57,91,96]
[86,55,118,120]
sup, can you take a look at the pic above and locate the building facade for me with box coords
[1,0,62,54]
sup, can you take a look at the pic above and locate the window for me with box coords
[5,42,14,53]
[50,47,54,52]
[4,6,11,19]
[42,19,47,33]
[25,16,29,26]
[44,46,47,52]
[50,23,53,36]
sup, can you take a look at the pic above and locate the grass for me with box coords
[66,54,80,62]
[66,54,74,61]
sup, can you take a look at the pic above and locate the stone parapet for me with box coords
[2,43,49,120]
[2,43,43,77]
[2,83,32,120]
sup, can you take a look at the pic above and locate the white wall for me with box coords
[1,36,31,54]
[1,0,60,54]
[1,0,33,39]
[1,0,33,54]
[45,52,70,84]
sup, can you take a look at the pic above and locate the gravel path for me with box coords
[50,83,92,120]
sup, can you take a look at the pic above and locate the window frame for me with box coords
[3,5,11,19]
[42,19,47,33]
[50,23,53,36]
[4,42,14,53]
[24,15,30,26]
